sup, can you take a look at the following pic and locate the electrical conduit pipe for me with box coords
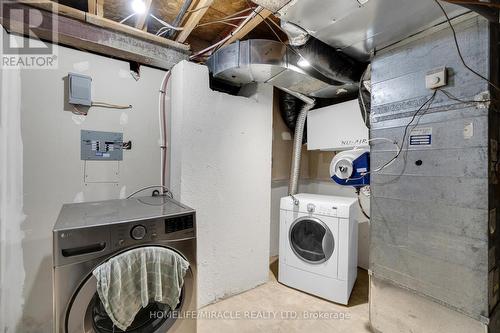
[159,70,172,192]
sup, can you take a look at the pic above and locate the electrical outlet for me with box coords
[425,67,447,89]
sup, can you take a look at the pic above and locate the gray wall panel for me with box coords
[369,14,494,324]
[371,175,488,209]
[372,15,489,85]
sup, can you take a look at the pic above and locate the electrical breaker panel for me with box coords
[81,130,123,161]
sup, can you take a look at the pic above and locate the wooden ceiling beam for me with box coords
[221,7,272,47]
[18,1,189,51]
[135,0,153,30]
[175,0,214,43]
[4,1,190,70]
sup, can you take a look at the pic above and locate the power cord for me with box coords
[356,187,370,219]
[126,185,174,199]
[91,101,133,109]
[434,0,500,92]
[437,88,491,104]
[353,91,437,179]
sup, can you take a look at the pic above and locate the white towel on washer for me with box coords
[93,246,189,331]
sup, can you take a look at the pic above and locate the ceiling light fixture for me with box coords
[131,0,146,14]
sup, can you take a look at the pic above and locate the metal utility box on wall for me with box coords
[307,99,368,151]
[369,14,500,332]
[81,130,123,161]
[68,73,92,106]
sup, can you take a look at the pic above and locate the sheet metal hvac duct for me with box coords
[206,39,363,98]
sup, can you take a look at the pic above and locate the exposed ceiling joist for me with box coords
[96,0,104,17]
[19,1,189,51]
[4,2,190,70]
[176,0,214,43]
[135,0,153,30]
[87,0,97,15]
[221,7,272,48]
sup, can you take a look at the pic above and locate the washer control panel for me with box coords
[316,204,338,217]
[130,225,147,240]
[111,212,196,249]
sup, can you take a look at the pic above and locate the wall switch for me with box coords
[425,67,447,89]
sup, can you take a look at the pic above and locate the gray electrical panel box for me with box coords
[81,130,123,161]
[69,73,92,106]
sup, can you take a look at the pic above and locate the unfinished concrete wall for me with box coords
[369,13,498,332]
[169,61,273,307]
[1,31,166,332]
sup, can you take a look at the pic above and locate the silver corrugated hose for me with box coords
[288,101,315,197]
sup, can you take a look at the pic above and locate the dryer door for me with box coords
[289,216,334,264]
[285,214,339,279]
[66,246,194,333]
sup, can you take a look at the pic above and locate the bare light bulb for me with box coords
[131,0,146,14]
[297,57,310,68]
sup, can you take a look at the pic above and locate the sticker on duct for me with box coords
[409,127,432,147]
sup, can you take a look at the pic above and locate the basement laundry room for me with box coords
[0,0,499,332]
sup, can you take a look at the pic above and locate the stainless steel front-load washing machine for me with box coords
[53,196,197,333]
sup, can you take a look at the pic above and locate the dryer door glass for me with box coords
[289,217,335,264]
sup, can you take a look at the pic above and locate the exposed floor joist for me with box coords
[135,0,153,30]
[96,0,104,17]
[221,7,272,47]
[1,2,190,70]
[87,0,97,15]
[18,1,189,50]
[176,0,214,43]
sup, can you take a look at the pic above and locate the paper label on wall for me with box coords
[409,127,432,147]
[464,122,474,139]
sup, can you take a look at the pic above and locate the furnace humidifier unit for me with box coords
[330,148,370,188]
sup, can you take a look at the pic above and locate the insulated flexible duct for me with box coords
[279,90,307,144]
[288,101,315,196]
[292,36,363,85]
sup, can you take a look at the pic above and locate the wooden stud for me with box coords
[135,0,152,30]
[175,0,214,43]
[96,0,104,17]
[87,0,96,15]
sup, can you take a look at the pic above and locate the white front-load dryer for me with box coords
[278,193,358,305]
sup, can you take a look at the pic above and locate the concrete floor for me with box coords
[198,257,371,333]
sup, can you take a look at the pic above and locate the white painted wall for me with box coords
[0,26,25,333]
[2,32,166,332]
[169,61,273,307]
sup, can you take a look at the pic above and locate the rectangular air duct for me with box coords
[369,14,500,332]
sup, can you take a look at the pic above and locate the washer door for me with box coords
[289,216,335,264]
[66,246,194,333]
